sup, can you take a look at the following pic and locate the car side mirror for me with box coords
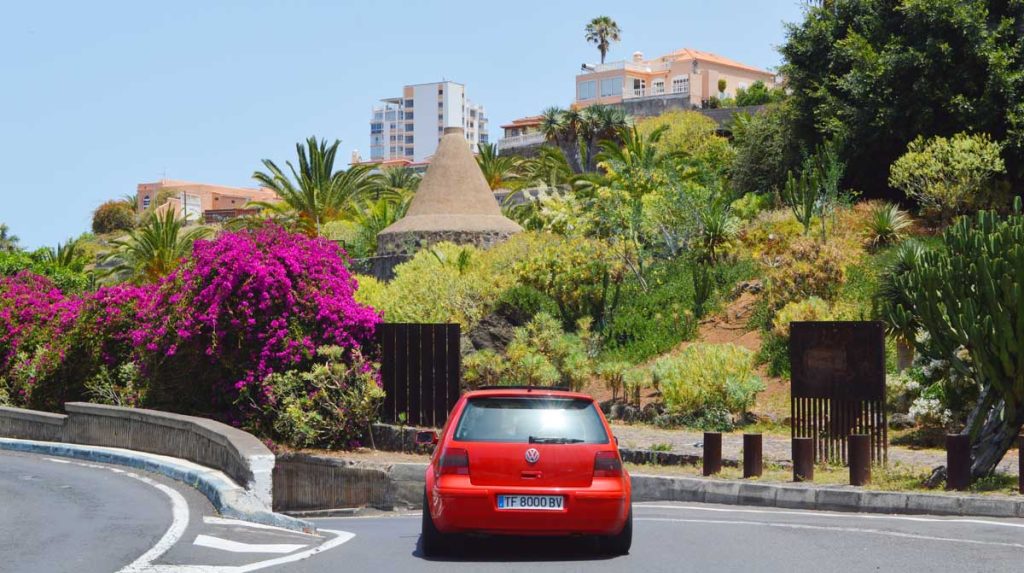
[416,430,438,446]
[615,436,619,446]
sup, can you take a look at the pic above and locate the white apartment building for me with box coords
[369,81,488,163]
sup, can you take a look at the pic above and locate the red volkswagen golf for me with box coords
[418,386,632,556]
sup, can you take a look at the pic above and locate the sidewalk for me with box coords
[611,423,1020,474]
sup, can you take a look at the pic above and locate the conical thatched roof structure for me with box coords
[376,127,522,265]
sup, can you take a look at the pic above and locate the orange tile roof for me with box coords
[661,48,771,75]
[500,115,544,129]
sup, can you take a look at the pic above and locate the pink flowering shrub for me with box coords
[1,225,382,446]
[132,225,381,421]
[0,273,150,410]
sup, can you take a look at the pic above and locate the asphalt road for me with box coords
[3,450,1024,572]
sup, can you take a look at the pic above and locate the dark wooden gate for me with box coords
[379,323,461,427]
[790,321,887,464]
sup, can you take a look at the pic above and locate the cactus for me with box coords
[884,198,1024,477]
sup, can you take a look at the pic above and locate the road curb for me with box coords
[0,438,315,533]
[630,474,1024,518]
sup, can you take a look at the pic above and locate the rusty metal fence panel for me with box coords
[379,323,461,428]
[790,321,887,464]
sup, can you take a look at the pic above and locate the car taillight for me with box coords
[439,447,470,475]
[594,451,622,478]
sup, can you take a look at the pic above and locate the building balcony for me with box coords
[584,60,672,74]
[623,86,690,100]
[497,131,545,152]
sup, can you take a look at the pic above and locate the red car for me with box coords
[418,386,632,556]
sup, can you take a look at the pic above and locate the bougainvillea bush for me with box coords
[0,225,382,447]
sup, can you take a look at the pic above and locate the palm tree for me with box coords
[100,210,211,284]
[38,238,87,272]
[0,223,19,253]
[596,125,685,288]
[347,195,412,258]
[579,105,629,171]
[475,142,521,190]
[369,166,420,200]
[251,136,375,236]
[585,16,621,64]
[519,147,577,189]
[540,107,585,173]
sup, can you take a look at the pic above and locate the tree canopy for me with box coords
[780,0,1024,197]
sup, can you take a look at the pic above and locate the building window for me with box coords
[405,148,414,156]
[578,80,596,100]
[672,76,690,94]
[405,112,413,120]
[653,79,665,95]
[630,78,646,97]
[404,99,413,107]
[600,77,621,98]
[142,195,151,209]
[405,135,413,144]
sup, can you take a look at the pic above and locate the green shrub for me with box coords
[650,343,763,418]
[506,313,592,391]
[601,259,697,362]
[516,235,624,328]
[92,200,136,235]
[730,192,775,221]
[84,362,143,407]
[595,361,630,402]
[253,346,384,449]
[864,202,912,248]
[765,236,846,308]
[888,132,1006,223]
[495,284,559,325]
[771,297,832,338]
[463,350,509,389]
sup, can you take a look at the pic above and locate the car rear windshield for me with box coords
[453,397,609,444]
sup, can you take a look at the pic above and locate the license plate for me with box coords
[497,495,564,511]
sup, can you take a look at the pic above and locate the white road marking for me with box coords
[202,516,318,536]
[40,458,190,573]
[635,503,1024,529]
[44,457,70,464]
[636,517,1024,550]
[193,534,306,554]
[139,529,355,573]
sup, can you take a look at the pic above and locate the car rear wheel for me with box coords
[599,506,632,555]
[420,490,450,557]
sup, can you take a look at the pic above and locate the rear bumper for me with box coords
[429,476,630,536]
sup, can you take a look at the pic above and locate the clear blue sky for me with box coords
[0,1,804,249]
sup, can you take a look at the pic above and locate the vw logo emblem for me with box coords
[524,448,540,464]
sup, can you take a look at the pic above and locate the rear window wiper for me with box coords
[528,436,585,444]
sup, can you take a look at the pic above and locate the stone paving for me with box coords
[611,423,1020,474]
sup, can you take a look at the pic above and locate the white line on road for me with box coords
[41,458,191,573]
[193,534,306,554]
[636,503,1024,529]
[202,516,319,537]
[635,517,1024,550]
[139,529,356,573]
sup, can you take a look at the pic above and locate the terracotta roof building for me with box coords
[574,47,775,115]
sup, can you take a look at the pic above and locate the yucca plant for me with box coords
[865,202,912,248]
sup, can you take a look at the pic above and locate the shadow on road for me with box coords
[414,534,620,563]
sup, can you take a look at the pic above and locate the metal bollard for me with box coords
[1019,436,1023,495]
[848,434,871,486]
[703,432,722,476]
[743,433,763,478]
[946,434,971,491]
[792,437,814,482]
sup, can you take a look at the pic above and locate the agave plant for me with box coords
[865,202,913,247]
[100,210,211,283]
